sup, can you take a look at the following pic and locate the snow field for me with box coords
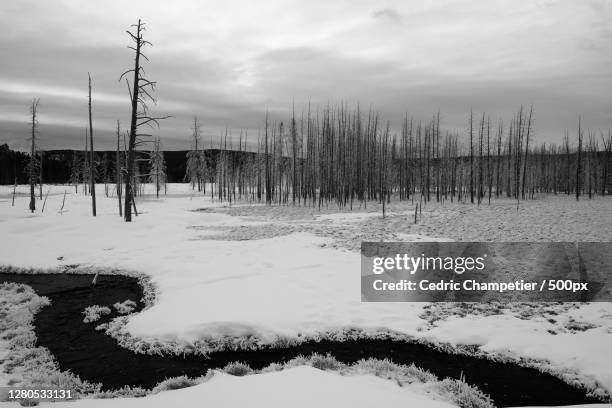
[1,184,612,404]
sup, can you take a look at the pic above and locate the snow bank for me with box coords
[37,366,456,408]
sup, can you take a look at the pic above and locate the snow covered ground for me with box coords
[33,366,456,408]
[1,183,612,406]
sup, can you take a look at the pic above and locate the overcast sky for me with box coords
[0,0,610,151]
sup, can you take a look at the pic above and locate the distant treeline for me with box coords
[0,144,190,185]
[0,144,263,186]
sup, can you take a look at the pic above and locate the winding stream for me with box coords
[1,272,605,407]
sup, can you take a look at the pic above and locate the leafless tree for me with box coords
[564,131,571,195]
[148,137,166,198]
[121,19,169,222]
[116,120,123,217]
[602,130,612,195]
[576,117,583,201]
[185,117,202,190]
[28,98,40,213]
[88,73,97,216]
[39,150,43,200]
[469,109,474,204]
[521,106,534,200]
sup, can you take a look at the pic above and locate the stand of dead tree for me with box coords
[193,105,609,210]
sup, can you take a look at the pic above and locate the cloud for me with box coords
[0,0,610,150]
[372,8,401,23]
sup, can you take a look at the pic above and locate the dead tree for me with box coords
[185,117,202,190]
[83,130,89,195]
[469,109,474,204]
[148,137,166,198]
[29,99,40,213]
[506,121,513,197]
[576,117,583,201]
[494,122,502,197]
[564,132,571,195]
[88,73,97,216]
[116,120,123,217]
[521,106,533,200]
[602,130,612,195]
[12,178,17,207]
[487,116,492,203]
[121,19,168,222]
[39,150,43,200]
[477,113,484,205]
[264,111,271,204]
[291,103,298,205]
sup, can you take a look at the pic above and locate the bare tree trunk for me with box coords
[291,104,297,205]
[124,21,143,222]
[265,111,271,204]
[478,113,484,205]
[155,137,160,198]
[435,112,440,202]
[29,99,39,213]
[487,116,492,203]
[60,190,66,214]
[83,130,88,196]
[495,120,502,198]
[88,73,97,216]
[576,117,583,201]
[469,109,474,204]
[506,121,512,198]
[521,106,533,200]
[42,188,50,212]
[121,20,168,221]
[116,120,123,217]
[12,178,17,207]
[39,150,43,200]
[603,130,612,196]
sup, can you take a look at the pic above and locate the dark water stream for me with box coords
[1,272,605,407]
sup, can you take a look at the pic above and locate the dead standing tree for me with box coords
[185,117,202,190]
[39,150,43,200]
[88,73,97,216]
[521,106,534,200]
[576,117,583,201]
[121,20,168,222]
[116,120,123,217]
[29,98,40,213]
[148,137,166,198]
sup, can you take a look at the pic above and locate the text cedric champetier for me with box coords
[371,278,538,292]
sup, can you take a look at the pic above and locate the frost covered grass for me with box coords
[113,300,137,315]
[433,376,494,408]
[0,282,101,402]
[351,357,437,383]
[4,346,489,407]
[150,373,213,393]
[118,353,492,408]
[33,365,460,408]
[91,386,148,399]
[222,361,253,376]
[236,354,494,408]
[419,302,585,330]
[83,305,111,323]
